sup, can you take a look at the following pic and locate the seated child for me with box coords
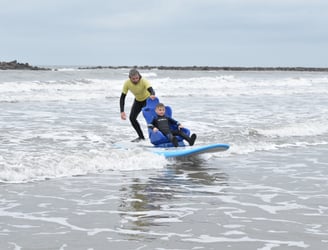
[148,103,197,147]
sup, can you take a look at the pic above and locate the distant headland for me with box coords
[0,60,50,70]
[1,60,328,72]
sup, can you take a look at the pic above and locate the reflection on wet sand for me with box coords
[118,157,229,231]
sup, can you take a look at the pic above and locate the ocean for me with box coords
[0,68,327,249]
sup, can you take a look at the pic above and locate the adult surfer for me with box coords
[119,68,156,142]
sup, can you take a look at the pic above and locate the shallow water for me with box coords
[1,68,328,249]
[1,145,328,249]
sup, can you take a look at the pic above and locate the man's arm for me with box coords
[147,87,156,100]
[147,87,155,96]
[120,93,127,120]
[120,93,126,113]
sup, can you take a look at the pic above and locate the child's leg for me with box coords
[167,133,179,147]
[175,130,197,146]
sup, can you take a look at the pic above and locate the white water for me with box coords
[1,68,328,249]
[1,69,327,183]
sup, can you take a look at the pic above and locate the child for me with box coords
[148,103,197,147]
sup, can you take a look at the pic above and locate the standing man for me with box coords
[120,68,156,142]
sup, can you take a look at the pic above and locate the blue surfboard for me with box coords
[147,143,230,158]
[113,141,229,158]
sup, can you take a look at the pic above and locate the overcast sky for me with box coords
[1,0,328,67]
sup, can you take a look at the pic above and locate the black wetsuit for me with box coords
[149,115,192,144]
[120,87,155,139]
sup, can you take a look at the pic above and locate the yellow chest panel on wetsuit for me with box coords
[122,78,151,101]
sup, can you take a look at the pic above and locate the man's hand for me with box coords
[121,112,126,120]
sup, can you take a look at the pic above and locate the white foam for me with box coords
[154,75,328,97]
[1,69,328,183]
[0,147,168,183]
[0,78,122,102]
[256,120,328,138]
[182,235,309,248]
[2,73,328,102]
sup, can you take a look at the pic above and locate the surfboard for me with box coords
[147,143,230,158]
[113,141,229,158]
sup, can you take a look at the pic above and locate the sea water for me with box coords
[0,68,327,249]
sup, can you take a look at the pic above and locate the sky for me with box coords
[1,0,328,67]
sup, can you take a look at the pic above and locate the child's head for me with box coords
[155,103,166,116]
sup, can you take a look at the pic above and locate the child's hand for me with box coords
[153,127,159,132]
[178,124,184,130]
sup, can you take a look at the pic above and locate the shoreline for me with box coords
[1,60,328,72]
[78,65,328,72]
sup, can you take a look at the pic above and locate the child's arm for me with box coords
[168,117,183,130]
[148,121,159,132]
